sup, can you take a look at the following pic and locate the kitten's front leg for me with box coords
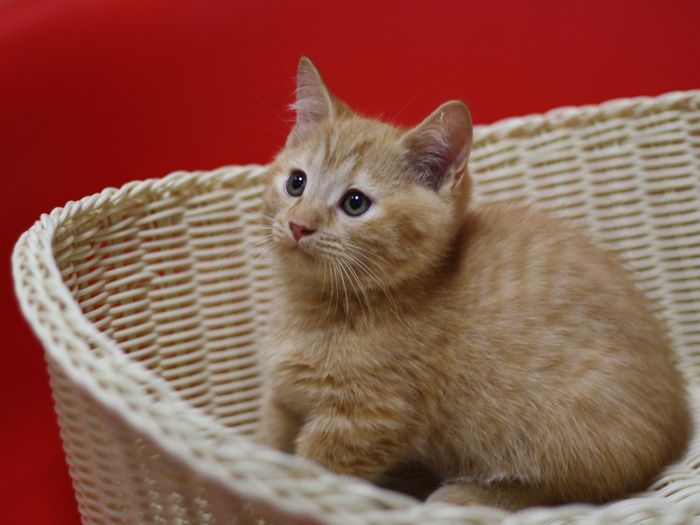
[295,404,414,481]
[253,390,301,453]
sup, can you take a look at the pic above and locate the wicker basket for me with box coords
[13,91,700,524]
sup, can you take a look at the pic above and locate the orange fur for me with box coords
[253,57,690,510]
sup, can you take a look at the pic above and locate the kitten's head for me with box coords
[263,57,473,294]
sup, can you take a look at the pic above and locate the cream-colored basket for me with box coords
[13,91,700,524]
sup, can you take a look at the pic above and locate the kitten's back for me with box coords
[423,203,690,503]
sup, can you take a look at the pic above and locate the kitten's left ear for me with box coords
[294,57,333,127]
[400,101,473,191]
[287,57,345,146]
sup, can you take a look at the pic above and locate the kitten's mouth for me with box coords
[283,238,315,260]
[294,243,313,258]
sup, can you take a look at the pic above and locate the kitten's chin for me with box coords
[277,238,317,261]
[273,245,324,282]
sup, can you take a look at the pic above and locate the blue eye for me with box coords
[341,191,371,217]
[286,170,306,197]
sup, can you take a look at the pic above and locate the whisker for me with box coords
[248,125,292,140]
[336,260,351,320]
[328,258,340,319]
[210,231,275,273]
[324,260,336,319]
[392,88,427,122]
[341,255,375,326]
[247,87,293,132]
[344,245,400,318]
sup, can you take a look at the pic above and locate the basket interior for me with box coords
[52,180,274,434]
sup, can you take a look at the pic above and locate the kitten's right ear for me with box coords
[287,57,334,146]
[400,101,473,191]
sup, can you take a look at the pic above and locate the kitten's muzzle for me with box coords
[289,220,316,241]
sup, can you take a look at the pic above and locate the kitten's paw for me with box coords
[427,483,485,506]
[427,480,550,510]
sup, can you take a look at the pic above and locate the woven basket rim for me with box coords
[473,89,700,144]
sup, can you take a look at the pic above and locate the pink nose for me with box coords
[289,221,316,241]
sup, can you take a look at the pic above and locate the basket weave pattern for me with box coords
[13,91,700,524]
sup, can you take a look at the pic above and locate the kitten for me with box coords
[253,57,690,510]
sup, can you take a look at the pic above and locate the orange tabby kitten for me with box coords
[254,57,690,510]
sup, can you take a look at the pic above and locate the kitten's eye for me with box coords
[285,170,307,197]
[341,191,372,217]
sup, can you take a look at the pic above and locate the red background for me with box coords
[2,1,699,523]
